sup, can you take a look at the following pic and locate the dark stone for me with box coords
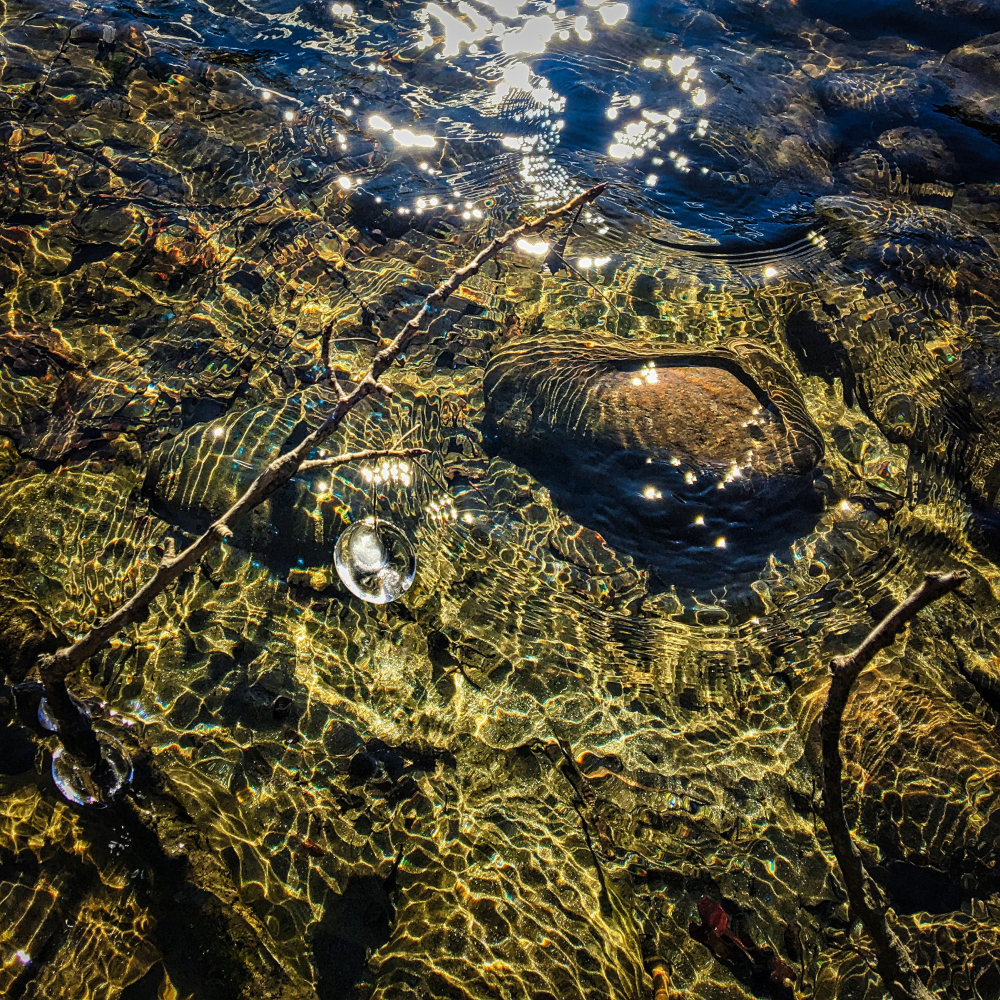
[785,309,857,404]
[119,965,163,1000]
[872,860,969,915]
[348,750,381,783]
[0,721,36,775]
[218,680,275,730]
[947,30,1000,86]
[324,721,362,757]
[271,694,295,721]
[349,737,455,785]
[929,0,1000,16]
[872,126,958,183]
[818,66,932,114]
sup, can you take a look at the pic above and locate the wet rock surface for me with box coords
[484,335,822,475]
[947,30,1000,85]
[875,127,959,182]
[3,0,1000,998]
[484,334,825,592]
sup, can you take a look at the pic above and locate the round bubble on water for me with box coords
[334,517,417,604]
[51,734,133,807]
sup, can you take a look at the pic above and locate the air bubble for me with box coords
[52,734,133,807]
[334,517,416,604]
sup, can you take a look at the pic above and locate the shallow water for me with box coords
[2,0,1000,997]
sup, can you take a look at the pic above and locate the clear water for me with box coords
[2,0,1000,997]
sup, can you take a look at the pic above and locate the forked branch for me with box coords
[820,569,967,1000]
[35,184,607,752]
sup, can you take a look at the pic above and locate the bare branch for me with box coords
[37,183,607,699]
[319,322,350,403]
[297,446,430,473]
[820,569,967,1000]
[368,183,607,371]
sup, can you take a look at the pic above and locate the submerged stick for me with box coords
[36,183,607,768]
[297,445,428,473]
[648,960,670,1000]
[820,569,967,1000]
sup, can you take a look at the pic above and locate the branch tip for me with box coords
[819,567,964,1000]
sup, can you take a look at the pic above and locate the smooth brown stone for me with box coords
[481,334,825,591]
[574,364,791,474]
[483,334,823,480]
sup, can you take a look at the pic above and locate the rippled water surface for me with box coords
[3,0,1000,996]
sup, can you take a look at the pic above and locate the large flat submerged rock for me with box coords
[483,334,825,594]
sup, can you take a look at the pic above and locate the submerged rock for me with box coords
[940,32,1000,129]
[876,127,958,183]
[947,30,1000,87]
[484,334,822,474]
[483,334,824,593]
[817,66,934,115]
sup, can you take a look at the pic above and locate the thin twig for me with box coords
[547,247,633,326]
[407,455,456,497]
[820,569,967,1000]
[36,183,607,755]
[297,446,429,473]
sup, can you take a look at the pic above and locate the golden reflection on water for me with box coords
[3,0,1000,998]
